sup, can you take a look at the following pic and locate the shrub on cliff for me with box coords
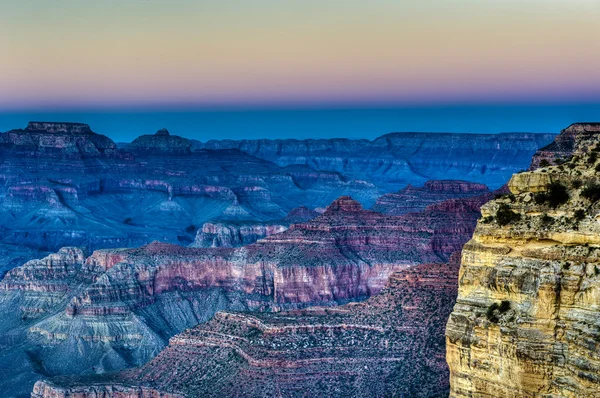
[541,214,554,225]
[539,159,550,167]
[546,182,569,208]
[496,204,520,226]
[582,183,600,202]
[574,209,586,221]
[486,301,511,323]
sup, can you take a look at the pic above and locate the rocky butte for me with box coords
[446,123,600,397]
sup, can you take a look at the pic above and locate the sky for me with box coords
[1,1,600,140]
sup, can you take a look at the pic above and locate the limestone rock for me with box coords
[446,123,600,397]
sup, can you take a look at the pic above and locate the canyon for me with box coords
[0,122,551,276]
[32,253,462,398]
[0,121,561,397]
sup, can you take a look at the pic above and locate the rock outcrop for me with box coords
[191,221,288,248]
[0,193,488,395]
[32,253,461,398]
[529,123,600,169]
[127,128,193,154]
[446,123,600,397]
[373,180,489,215]
[0,122,389,270]
[196,132,555,190]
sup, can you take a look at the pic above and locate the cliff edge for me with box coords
[446,123,600,397]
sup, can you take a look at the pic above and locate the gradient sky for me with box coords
[2,0,600,110]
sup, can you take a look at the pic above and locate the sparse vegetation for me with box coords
[486,300,511,323]
[588,152,598,164]
[574,209,585,221]
[541,214,554,225]
[572,179,583,189]
[539,159,550,167]
[482,216,495,224]
[546,182,569,208]
[582,183,600,202]
[496,204,520,226]
[498,300,511,313]
[534,192,548,204]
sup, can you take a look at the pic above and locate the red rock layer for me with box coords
[33,253,461,397]
[372,179,489,215]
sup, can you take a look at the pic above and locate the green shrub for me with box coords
[486,301,511,324]
[498,300,511,313]
[546,182,569,208]
[534,192,548,204]
[595,164,600,172]
[589,152,598,164]
[541,214,554,225]
[486,303,499,323]
[482,216,495,224]
[572,179,583,189]
[574,209,585,221]
[582,183,600,202]
[539,159,550,167]
[496,204,521,226]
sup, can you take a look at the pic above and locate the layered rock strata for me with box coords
[446,123,600,397]
[0,194,485,395]
[197,132,555,190]
[373,180,489,215]
[190,206,318,248]
[33,253,461,398]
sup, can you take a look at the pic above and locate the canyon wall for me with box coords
[197,132,555,190]
[446,122,600,397]
[32,253,462,398]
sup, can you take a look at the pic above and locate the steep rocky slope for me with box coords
[0,123,381,270]
[446,122,600,397]
[32,253,461,398]
[190,206,318,248]
[196,132,555,190]
[0,195,484,396]
[373,180,489,215]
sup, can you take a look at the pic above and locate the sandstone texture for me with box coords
[446,123,600,397]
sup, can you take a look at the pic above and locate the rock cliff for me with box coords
[32,253,461,398]
[373,180,489,215]
[127,128,193,154]
[446,122,600,397]
[0,194,483,396]
[196,132,555,190]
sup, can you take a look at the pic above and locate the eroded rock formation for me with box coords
[446,123,600,397]
[196,132,555,190]
[32,253,461,398]
[0,194,485,395]
[373,180,489,215]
